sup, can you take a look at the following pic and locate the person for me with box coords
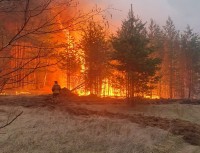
[52,81,61,97]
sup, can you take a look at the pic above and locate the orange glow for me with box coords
[144,95,160,99]
[57,18,122,97]
[53,16,159,99]
[101,78,122,97]
[16,91,31,95]
[57,16,85,91]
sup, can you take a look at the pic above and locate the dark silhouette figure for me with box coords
[52,81,61,97]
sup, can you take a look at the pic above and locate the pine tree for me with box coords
[81,21,109,96]
[163,17,178,98]
[148,19,164,98]
[181,26,200,99]
[111,7,161,100]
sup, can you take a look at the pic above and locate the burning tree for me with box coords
[0,0,107,93]
[111,6,161,100]
[162,17,180,99]
[148,20,165,98]
[81,21,109,96]
[181,26,200,99]
[58,34,82,90]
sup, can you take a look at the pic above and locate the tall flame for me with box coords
[57,16,159,99]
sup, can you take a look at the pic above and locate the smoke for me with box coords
[79,0,200,33]
[167,0,200,31]
[167,0,200,16]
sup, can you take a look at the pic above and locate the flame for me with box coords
[101,78,122,97]
[57,16,85,91]
[16,91,31,95]
[57,18,119,97]
[144,95,160,99]
[57,18,127,98]
[56,16,160,99]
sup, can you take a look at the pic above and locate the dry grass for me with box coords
[0,106,199,153]
[0,95,200,152]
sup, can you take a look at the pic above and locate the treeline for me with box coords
[1,1,200,99]
[78,9,200,99]
[0,0,104,92]
[148,17,200,99]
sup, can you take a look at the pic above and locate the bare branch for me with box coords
[0,111,23,129]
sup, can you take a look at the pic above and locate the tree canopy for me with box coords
[111,9,161,99]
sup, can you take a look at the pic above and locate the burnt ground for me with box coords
[1,95,200,146]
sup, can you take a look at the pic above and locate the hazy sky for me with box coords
[84,0,200,32]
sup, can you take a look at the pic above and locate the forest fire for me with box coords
[101,79,121,97]
[1,0,199,100]
[144,95,160,99]
[57,16,124,97]
[1,1,200,152]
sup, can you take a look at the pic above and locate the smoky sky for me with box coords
[167,0,200,30]
[168,0,200,16]
[83,0,200,33]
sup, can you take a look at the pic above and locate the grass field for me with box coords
[0,95,200,153]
